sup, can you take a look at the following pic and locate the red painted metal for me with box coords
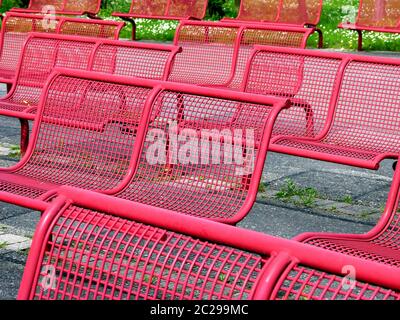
[18,187,400,300]
[11,0,102,17]
[168,21,313,89]
[339,0,400,50]
[113,0,208,20]
[0,13,124,85]
[0,68,288,226]
[222,0,323,27]
[294,162,400,268]
[243,45,400,170]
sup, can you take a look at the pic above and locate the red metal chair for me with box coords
[294,163,400,268]
[112,0,209,40]
[10,0,102,19]
[168,21,313,89]
[243,46,400,171]
[0,33,180,154]
[339,0,400,50]
[0,68,288,226]
[222,0,324,48]
[18,186,400,300]
[0,13,124,87]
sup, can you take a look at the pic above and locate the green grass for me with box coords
[342,195,353,204]
[0,241,8,249]
[275,179,319,208]
[258,182,266,193]
[8,145,21,159]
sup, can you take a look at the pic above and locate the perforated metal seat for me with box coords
[339,0,400,50]
[243,46,400,170]
[18,187,400,300]
[0,13,124,86]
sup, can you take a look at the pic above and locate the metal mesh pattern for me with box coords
[2,76,151,196]
[245,51,341,138]
[116,90,273,220]
[272,265,400,300]
[0,15,122,83]
[355,0,400,28]
[275,61,400,163]
[92,44,172,80]
[25,0,100,14]
[169,24,239,86]
[235,0,322,26]
[122,0,207,19]
[169,24,310,88]
[58,21,120,39]
[31,205,266,300]
[0,36,175,114]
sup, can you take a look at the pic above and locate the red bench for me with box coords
[340,0,400,50]
[112,0,208,40]
[222,0,324,48]
[0,33,180,155]
[11,0,102,19]
[294,163,400,268]
[168,21,314,89]
[0,68,287,225]
[0,13,124,87]
[242,46,400,170]
[18,186,400,300]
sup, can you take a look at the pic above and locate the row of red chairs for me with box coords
[5,0,400,50]
[0,30,396,298]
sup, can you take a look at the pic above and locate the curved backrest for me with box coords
[26,0,101,14]
[235,0,323,26]
[355,0,400,28]
[243,47,342,138]
[58,19,124,39]
[127,0,208,19]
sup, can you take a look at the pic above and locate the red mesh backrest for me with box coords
[237,0,280,22]
[167,0,207,19]
[128,0,207,18]
[356,0,400,28]
[59,21,120,39]
[244,50,342,137]
[129,0,168,16]
[230,28,309,89]
[18,76,151,191]
[28,0,100,13]
[324,61,400,155]
[116,90,274,221]
[0,16,59,77]
[28,0,64,11]
[278,0,322,25]
[236,0,322,25]
[7,37,95,108]
[30,205,267,300]
[91,44,172,79]
[272,265,400,300]
[169,24,239,86]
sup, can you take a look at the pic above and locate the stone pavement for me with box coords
[0,49,398,299]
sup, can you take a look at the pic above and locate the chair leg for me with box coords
[121,17,137,40]
[19,119,30,157]
[315,28,323,48]
[393,161,397,171]
[6,83,12,93]
[356,30,363,51]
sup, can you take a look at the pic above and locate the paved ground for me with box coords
[0,48,398,299]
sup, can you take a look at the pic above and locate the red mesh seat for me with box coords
[18,187,400,300]
[168,21,313,89]
[11,0,101,17]
[339,0,400,50]
[0,13,124,85]
[0,69,288,225]
[294,164,400,268]
[243,46,400,170]
[112,0,208,40]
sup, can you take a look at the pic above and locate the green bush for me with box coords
[0,0,24,13]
